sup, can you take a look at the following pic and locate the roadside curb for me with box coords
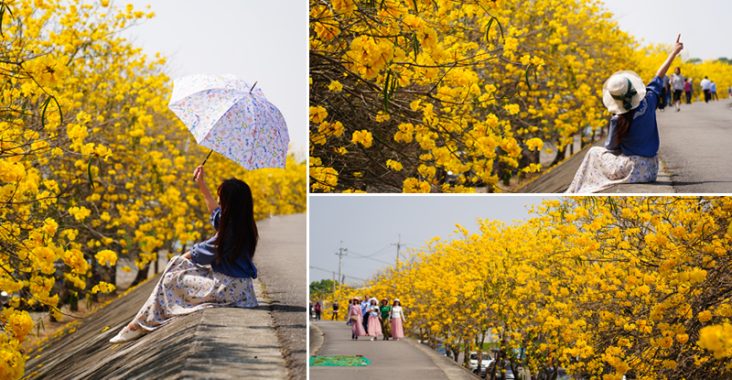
[309,319,325,356]
[403,338,476,380]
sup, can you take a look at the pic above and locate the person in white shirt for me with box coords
[390,298,406,340]
[700,76,712,103]
[670,67,685,111]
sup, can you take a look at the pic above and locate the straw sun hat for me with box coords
[602,71,646,115]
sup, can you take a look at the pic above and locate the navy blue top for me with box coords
[190,207,257,278]
[605,76,663,158]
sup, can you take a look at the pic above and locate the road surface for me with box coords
[658,100,732,192]
[256,213,308,379]
[310,320,474,380]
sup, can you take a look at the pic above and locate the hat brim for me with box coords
[602,71,646,115]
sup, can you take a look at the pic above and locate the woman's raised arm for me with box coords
[193,166,218,214]
[657,34,684,78]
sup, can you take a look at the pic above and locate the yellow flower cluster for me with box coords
[95,249,118,267]
[323,197,732,378]
[90,281,116,295]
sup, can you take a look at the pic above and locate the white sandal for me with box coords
[109,326,146,343]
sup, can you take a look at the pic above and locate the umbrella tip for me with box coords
[249,81,258,93]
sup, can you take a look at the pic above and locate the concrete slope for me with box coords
[25,213,305,380]
[519,142,674,194]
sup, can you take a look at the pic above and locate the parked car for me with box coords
[469,352,493,371]
[482,360,515,380]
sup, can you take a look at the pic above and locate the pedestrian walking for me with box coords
[566,34,684,193]
[331,301,340,320]
[110,166,259,343]
[390,299,406,340]
[669,67,684,112]
[314,301,322,320]
[700,76,712,103]
[684,78,693,104]
[349,298,366,340]
[361,295,370,333]
[380,298,392,340]
[658,75,669,110]
[366,298,383,341]
[711,81,718,101]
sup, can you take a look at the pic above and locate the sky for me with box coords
[602,0,731,60]
[121,0,308,158]
[309,196,558,286]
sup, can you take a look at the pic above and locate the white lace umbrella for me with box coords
[169,74,289,169]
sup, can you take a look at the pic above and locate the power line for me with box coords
[309,265,368,283]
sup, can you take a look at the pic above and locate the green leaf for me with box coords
[411,33,420,60]
[41,95,63,129]
[383,70,391,112]
[87,157,94,190]
[524,64,533,91]
[0,4,5,38]
[485,16,505,45]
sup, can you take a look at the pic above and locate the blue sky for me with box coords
[122,0,308,159]
[603,0,730,60]
[309,196,559,285]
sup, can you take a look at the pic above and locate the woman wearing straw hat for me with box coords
[566,35,684,193]
[366,298,383,341]
[390,298,406,340]
[349,297,367,340]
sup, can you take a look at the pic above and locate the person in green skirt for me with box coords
[380,298,392,340]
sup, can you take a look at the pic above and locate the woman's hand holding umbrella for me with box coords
[194,165,218,214]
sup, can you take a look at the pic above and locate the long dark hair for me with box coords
[613,110,635,145]
[214,178,258,264]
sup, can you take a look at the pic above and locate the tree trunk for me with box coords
[130,262,150,286]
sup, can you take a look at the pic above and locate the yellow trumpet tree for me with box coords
[309,0,634,192]
[335,197,732,379]
[0,1,305,377]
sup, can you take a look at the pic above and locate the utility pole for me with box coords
[392,234,402,267]
[335,241,348,287]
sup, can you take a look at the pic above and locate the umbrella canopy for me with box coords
[168,74,289,169]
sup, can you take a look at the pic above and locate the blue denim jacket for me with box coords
[190,207,257,279]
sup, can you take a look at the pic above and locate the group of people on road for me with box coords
[667,69,722,111]
[347,296,405,341]
[311,300,341,321]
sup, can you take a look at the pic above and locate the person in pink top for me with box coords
[390,298,406,340]
[366,298,383,341]
[349,298,366,340]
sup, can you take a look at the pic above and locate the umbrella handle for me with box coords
[194,150,214,181]
[250,81,258,93]
[201,149,214,166]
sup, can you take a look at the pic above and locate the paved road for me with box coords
[256,213,307,380]
[310,321,474,380]
[658,100,732,193]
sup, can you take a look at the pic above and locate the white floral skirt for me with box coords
[132,255,258,331]
[566,147,659,193]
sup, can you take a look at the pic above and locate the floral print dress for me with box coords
[132,255,258,331]
[130,207,258,331]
